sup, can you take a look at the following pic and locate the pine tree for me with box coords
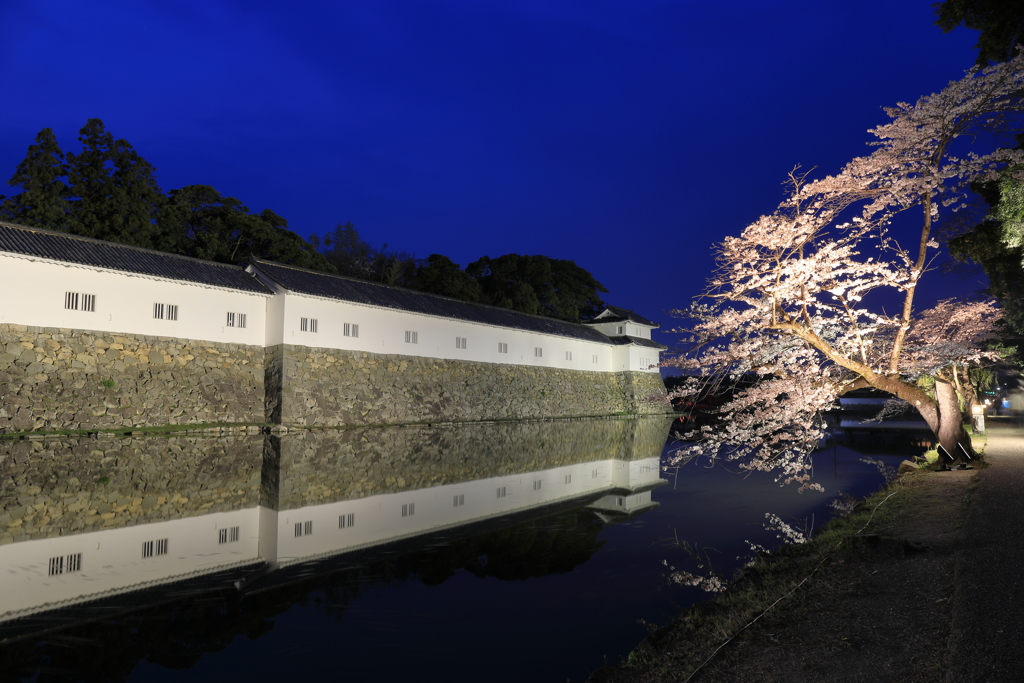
[65,119,166,248]
[4,128,71,230]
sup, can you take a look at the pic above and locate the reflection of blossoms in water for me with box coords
[663,560,728,594]
[860,457,897,483]
[829,492,860,516]
[763,513,808,545]
[664,513,810,594]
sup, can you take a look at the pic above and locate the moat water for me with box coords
[0,418,912,682]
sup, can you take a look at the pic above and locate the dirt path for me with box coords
[589,422,1024,682]
[945,423,1024,682]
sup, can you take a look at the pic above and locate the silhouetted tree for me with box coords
[410,254,481,301]
[466,254,607,322]
[65,118,167,249]
[163,184,334,270]
[3,127,71,229]
[935,0,1024,65]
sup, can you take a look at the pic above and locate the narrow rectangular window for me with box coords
[227,313,246,328]
[64,292,95,312]
[617,497,626,506]
[498,342,508,354]
[300,317,309,332]
[592,354,598,363]
[219,526,240,544]
[617,325,624,335]
[238,313,246,328]
[142,540,154,558]
[66,553,81,572]
[564,474,572,484]
[294,522,303,537]
[453,494,464,507]
[565,351,572,361]
[455,337,467,349]
[226,312,235,327]
[496,486,506,498]
[534,347,543,357]
[533,480,542,491]
[310,318,318,333]
[153,303,165,320]
[304,520,313,535]
[402,503,415,517]
[339,513,355,528]
[592,469,598,478]
[156,538,168,555]
[405,331,418,344]
[166,305,178,321]
[49,555,64,576]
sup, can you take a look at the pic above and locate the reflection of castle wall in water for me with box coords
[0,435,265,546]
[1,417,673,546]
[0,417,672,625]
[269,416,673,511]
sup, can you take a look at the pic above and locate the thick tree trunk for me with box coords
[935,379,975,464]
[853,375,975,465]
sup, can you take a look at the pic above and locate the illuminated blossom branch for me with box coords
[667,53,1024,483]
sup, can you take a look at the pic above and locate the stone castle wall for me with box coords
[266,344,670,428]
[0,324,265,433]
[0,325,668,434]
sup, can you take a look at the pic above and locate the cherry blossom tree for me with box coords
[667,53,1024,484]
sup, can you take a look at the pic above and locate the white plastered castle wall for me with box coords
[0,253,269,346]
[266,288,641,373]
[587,320,654,340]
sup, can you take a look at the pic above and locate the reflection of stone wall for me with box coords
[0,324,265,433]
[0,435,264,545]
[0,417,673,543]
[267,344,670,427]
[271,416,674,511]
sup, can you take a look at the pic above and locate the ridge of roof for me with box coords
[607,335,668,350]
[584,305,659,328]
[0,221,273,295]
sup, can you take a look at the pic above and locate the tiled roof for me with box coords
[608,335,668,350]
[584,305,659,328]
[250,259,616,344]
[0,221,272,295]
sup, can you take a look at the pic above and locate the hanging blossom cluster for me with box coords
[665,52,1024,481]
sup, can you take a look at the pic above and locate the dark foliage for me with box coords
[934,0,1024,65]
[466,254,607,323]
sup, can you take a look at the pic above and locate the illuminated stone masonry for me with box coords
[0,324,265,433]
[265,344,669,428]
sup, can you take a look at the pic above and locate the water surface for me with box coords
[0,418,908,682]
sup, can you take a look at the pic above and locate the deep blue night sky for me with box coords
[0,1,987,348]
